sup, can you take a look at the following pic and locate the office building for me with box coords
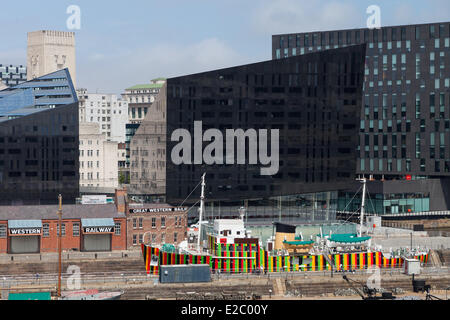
[128,45,365,223]
[129,84,166,202]
[273,21,450,214]
[79,122,119,193]
[77,89,128,142]
[122,78,166,182]
[0,69,79,205]
[0,64,27,87]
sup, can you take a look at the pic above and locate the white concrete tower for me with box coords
[27,30,77,86]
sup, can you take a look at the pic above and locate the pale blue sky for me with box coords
[1,0,450,94]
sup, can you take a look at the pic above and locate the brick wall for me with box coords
[0,217,127,254]
[127,209,187,249]
[0,220,7,253]
[112,218,127,250]
[41,219,82,252]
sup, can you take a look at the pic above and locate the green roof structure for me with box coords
[328,233,371,243]
[283,240,314,246]
[126,83,165,90]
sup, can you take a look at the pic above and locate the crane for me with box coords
[342,274,395,300]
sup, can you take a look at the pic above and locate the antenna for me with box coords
[197,173,206,251]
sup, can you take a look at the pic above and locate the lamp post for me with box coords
[57,194,62,298]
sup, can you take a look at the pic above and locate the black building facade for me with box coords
[165,45,366,222]
[273,22,450,214]
[0,103,79,205]
[0,69,79,205]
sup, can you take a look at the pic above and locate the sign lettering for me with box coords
[83,227,114,233]
[9,228,41,235]
[130,207,188,214]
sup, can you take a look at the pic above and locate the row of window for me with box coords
[132,232,182,245]
[278,24,450,49]
[360,158,450,173]
[132,216,184,229]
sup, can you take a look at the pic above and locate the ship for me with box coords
[59,289,123,300]
[141,175,429,275]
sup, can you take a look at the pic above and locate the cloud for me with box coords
[251,0,362,35]
[77,38,251,94]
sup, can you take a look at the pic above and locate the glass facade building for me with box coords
[165,45,366,223]
[273,22,450,214]
[0,64,27,87]
[0,69,79,205]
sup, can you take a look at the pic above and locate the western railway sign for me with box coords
[130,207,188,214]
[83,227,114,234]
[9,228,42,235]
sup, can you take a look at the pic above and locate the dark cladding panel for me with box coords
[0,102,79,205]
[165,45,366,204]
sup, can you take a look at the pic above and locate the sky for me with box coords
[1,0,450,94]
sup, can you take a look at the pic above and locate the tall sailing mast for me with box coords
[359,178,367,237]
[197,173,206,252]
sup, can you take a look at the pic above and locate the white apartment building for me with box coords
[122,78,166,124]
[79,122,119,190]
[77,89,128,143]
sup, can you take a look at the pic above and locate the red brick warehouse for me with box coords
[0,204,126,254]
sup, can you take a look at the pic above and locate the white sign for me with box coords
[82,195,107,205]
[83,227,114,233]
[9,228,41,235]
[130,207,188,214]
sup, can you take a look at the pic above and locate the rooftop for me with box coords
[0,204,124,221]
[328,233,371,243]
[126,83,164,91]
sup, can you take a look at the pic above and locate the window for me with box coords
[41,223,50,237]
[174,232,178,243]
[115,222,121,235]
[73,223,80,237]
[133,234,137,245]
[161,217,166,228]
[132,218,137,229]
[139,217,143,229]
[161,233,165,243]
[139,234,143,244]
[151,217,156,228]
[0,224,7,238]
[57,223,66,237]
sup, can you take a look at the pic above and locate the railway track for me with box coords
[286,278,450,297]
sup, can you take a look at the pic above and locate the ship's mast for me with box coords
[359,178,367,237]
[197,173,206,251]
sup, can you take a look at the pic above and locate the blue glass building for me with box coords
[0,69,79,205]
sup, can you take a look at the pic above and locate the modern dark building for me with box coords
[164,45,366,223]
[0,69,79,205]
[273,22,450,215]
